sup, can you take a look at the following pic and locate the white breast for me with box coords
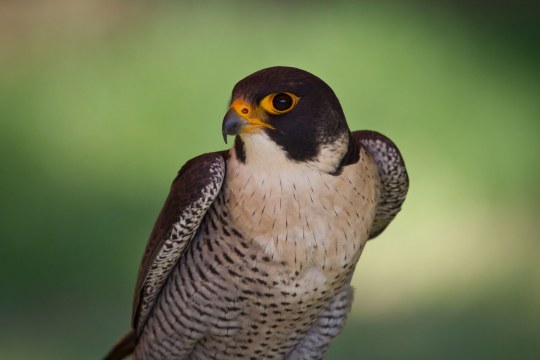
[224,133,380,288]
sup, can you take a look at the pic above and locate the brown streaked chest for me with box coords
[223,146,380,290]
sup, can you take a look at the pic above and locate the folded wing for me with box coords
[132,152,227,334]
[353,130,409,239]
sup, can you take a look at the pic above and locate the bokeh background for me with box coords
[1,0,539,359]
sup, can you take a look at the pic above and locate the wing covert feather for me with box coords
[353,130,408,239]
[132,151,227,334]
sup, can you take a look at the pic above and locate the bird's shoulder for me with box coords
[352,130,409,239]
[132,150,227,334]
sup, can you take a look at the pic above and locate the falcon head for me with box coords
[222,66,358,173]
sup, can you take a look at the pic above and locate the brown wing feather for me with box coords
[352,130,408,239]
[131,151,227,334]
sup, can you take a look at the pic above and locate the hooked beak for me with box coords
[222,108,248,144]
[221,98,275,144]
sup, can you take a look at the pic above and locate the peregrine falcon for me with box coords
[104,66,408,360]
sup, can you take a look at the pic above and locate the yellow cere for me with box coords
[230,98,276,133]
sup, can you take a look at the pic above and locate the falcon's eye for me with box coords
[260,92,300,115]
[273,93,293,111]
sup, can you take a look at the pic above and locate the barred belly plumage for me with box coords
[135,145,379,360]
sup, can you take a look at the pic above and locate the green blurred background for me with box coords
[1,0,539,359]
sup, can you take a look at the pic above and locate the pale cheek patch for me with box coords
[308,132,350,173]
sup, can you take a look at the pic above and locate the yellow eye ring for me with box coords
[260,92,300,115]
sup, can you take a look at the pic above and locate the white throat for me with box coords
[235,132,349,174]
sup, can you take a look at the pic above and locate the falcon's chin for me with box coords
[232,129,353,175]
[233,132,293,168]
